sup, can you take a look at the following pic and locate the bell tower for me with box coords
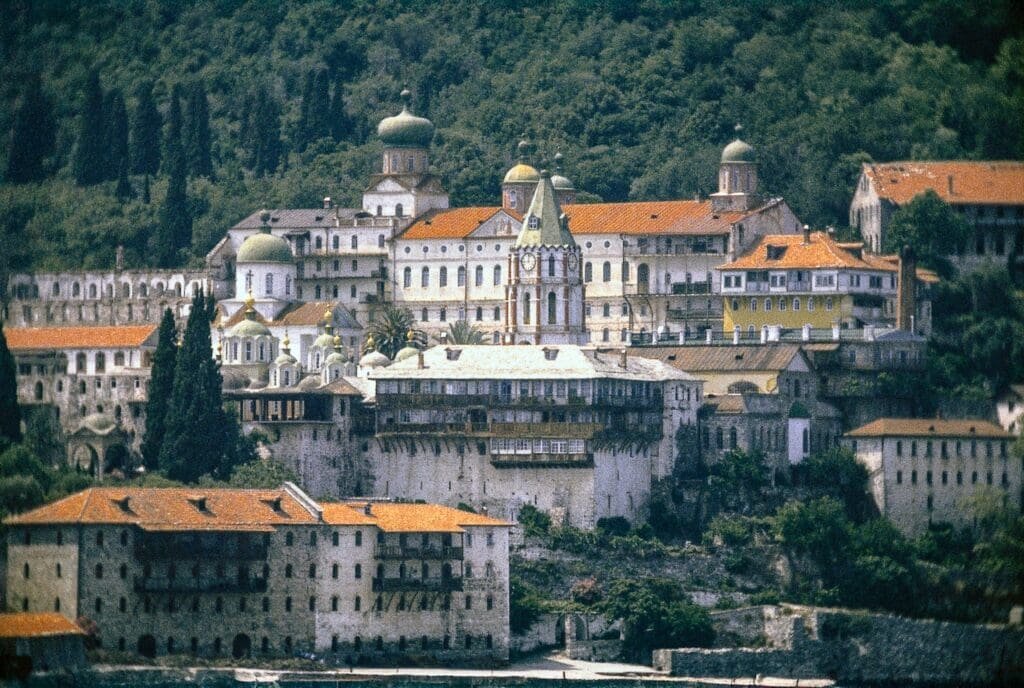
[504,170,587,345]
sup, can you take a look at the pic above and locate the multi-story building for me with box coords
[365,344,701,528]
[717,229,933,337]
[4,484,510,665]
[849,161,1024,274]
[843,418,1019,536]
[5,324,159,470]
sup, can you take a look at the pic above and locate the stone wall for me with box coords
[510,613,562,656]
[654,604,1024,684]
[564,614,621,662]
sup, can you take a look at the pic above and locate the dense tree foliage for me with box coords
[4,74,56,184]
[140,308,177,471]
[0,1,1020,270]
[883,190,972,277]
[0,323,22,445]
[72,70,105,187]
[599,578,714,660]
[130,80,161,176]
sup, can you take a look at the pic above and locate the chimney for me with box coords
[897,244,916,332]
[323,196,333,209]
[732,325,740,345]
[802,224,811,245]
[188,496,208,513]
[363,502,372,516]
[113,496,131,513]
[678,331,685,344]
[619,349,627,368]
[417,351,424,369]
[947,175,954,196]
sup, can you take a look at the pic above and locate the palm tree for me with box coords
[439,320,485,345]
[365,305,425,359]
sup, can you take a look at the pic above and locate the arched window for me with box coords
[376,205,382,216]
[729,427,738,449]
[439,307,447,322]
[395,203,403,217]
[378,234,385,248]
[457,266,466,286]
[584,262,592,282]
[52,283,60,296]
[547,292,557,324]
[89,284,98,299]
[421,267,429,288]
[475,266,484,287]
[548,256,556,276]
[716,427,724,449]
[403,267,412,288]
[493,265,501,285]
[315,237,323,250]
[95,352,106,373]
[72,282,81,297]
[315,285,322,299]
[621,261,630,282]
[332,235,339,250]
[439,267,447,288]
[265,273,273,295]
[493,306,500,321]
[523,292,531,324]
[602,262,611,282]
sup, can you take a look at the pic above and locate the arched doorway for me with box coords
[138,634,157,658]
[232,634,252,659]
[71,444,99,475]
[637,263,650,294]
[104,444,130,475]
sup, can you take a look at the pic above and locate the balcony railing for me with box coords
[372,577,463,593]
[135,540,268,561]
[491,452,594,468]
[671,282,711,295]
[375,545,464,560]
[133,576,268,594]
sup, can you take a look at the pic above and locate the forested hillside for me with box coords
[1,0,1022,272]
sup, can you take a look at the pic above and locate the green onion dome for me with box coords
[377,89,434,148]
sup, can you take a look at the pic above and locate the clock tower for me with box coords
[504,170,587,345]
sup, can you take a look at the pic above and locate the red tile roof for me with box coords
[4,487,319,529]
[400,200,752,240]
[401,207,522,240]
[720,232,898,271]
[864,161,1024,206]
[5,325,158,351]
[0,613,85,639]
[845,418,1012,439]
[329,502,509,533]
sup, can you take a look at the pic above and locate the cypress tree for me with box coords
[103,89,129,182]
[5,74,56,183]
[140,308,176,470]
[296,70,314,151]
[115,157,132,201]
[130,80,161,175]
[0,322,22,446]
[159,293,230,482]
[141,174,151,204]
[308,69,331,144]
[252,91,281,177]
[329,77,351,142]
[184,81,213,178]
[73,70,106,186]
[162,84,184,176]
[155,153,190,267]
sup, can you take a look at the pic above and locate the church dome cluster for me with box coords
[377,89,434,148]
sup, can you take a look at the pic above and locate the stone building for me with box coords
[849,161,1024,275]
[365,344,701,528]
[0,612,87,675]
[4,256,214,328]
[4,484,510,665]
[6,324,159,469]
[843,418,1019,536]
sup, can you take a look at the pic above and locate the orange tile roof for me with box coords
[563,200,747,236]
[0,613,85,639]
[845,418,1012,439]
[720,232,898,272]
[275,301,340,327]
[400,201,751,240]
[400,207,522,240]
[5,325,157,351]
[4,487,319,529]
[329,502,509,533]
[864,161,1024,206]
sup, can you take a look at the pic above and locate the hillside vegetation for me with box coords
[1,0,1022,273]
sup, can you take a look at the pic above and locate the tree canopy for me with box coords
[883,190,972,277]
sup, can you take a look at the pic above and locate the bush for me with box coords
[703,514,758,547]
[517,504,552,536]
[570,577,603,606]
[600,578,714,662]
[509,575,547,635]
[596,516,631,537]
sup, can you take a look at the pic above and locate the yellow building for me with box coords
[717,230,905,334]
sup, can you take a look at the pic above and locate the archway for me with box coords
[104,444,130,474]
[637,263,650,294]
[71,444,100,475]
[232,634,252,659]
[138,634,157,658]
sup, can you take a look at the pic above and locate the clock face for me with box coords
[521,253,536,271]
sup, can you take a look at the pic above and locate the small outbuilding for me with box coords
[0,612,87,677]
